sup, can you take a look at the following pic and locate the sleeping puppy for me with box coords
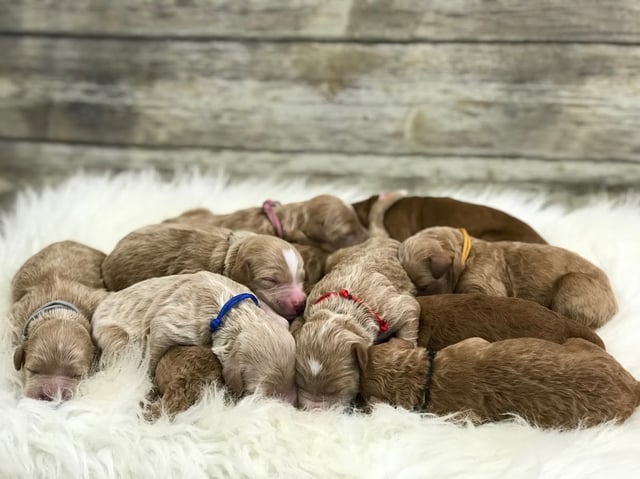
[294,238,420,410]
[417,294,605,350]
[399,227,617,328]
[163,194,369,253]
[102,224,306,324]
[147,345,225,420]
[361,337,640,429]
[92,271,297,404]
[353,192,546,243]
[9,241,108,400]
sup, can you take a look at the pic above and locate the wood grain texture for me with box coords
[1,37,640,161]
[2,1,640,43]
[3,140,639,188]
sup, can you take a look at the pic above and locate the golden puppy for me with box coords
[399,227,617,328]
[102,224,306,324]
[295,238,420,410]
[10,241,107,400]
[149,345,225,419]
[361,337,640,429]
[92,272,297,404]
[163,194,369,253]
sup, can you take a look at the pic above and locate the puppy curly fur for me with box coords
[102,224,305,323]
[10,241,108,400]
[148,345,225,419]
[362,337,640,429]
[92,272,296,403]
[295,237,420,409]
[164,194,369,253]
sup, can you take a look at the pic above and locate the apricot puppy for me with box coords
[164,194,369,253]
[10,241,107,400]
[361,337,640,429]
[149,345,225,419]
[295,238,420,410]
[416,294,605,350]
[400,227,617,328]
[102,224,306,324]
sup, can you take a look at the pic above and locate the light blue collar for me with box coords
[21,300,81,342]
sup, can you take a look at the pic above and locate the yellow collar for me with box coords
[459,228,472,266]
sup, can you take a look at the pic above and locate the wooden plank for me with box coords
[2,1,640,43]
[2,38,640,161]
[3,140,640,188]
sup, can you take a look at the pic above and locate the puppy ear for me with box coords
[429,254,452,279]
[411,253,455,295]
[13,345,25,371]
[222,354,244,395]
[352,341,368,373]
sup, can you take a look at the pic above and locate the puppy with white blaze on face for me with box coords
[102,224,307,325]
[294,237,420,410]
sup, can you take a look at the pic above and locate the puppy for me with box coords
[9,241,107,400]
[295,238,420,409]
[92,271,297,404]
[102,224,306,324]
[164,194,369,252]
[361,337,640,429]
[149,345,224,419]
[399,227,617,328]
[353,193,546,243]
[417,294,605,350]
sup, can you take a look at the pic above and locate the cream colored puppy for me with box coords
[92,271,296,403]
[294,237,420,410]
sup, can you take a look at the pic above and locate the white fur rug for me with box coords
[1,170,640,479]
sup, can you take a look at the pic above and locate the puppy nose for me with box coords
[42,384,73,401]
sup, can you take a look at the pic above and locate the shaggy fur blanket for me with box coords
[1,171,639,479]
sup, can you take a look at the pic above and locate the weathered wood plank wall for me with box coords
[1,1,639,190]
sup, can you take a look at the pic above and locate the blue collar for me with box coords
[209,293,260,333]
[21,300,81,342]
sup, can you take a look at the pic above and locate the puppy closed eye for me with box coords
[259,278,279,288]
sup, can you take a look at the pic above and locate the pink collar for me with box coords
[262,200,284,238]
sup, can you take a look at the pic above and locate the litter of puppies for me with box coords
[8,192,638,429]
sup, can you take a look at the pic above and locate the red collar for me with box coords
[262,200,284,238]
[314,289,389,333]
